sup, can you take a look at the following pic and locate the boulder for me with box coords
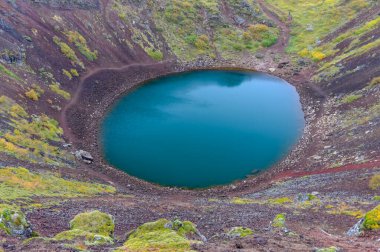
[278,61,290,69]
[255,53,265,59]
[347,218,364,237]
[75,150,93,164]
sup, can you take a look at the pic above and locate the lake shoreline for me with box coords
[61,56,324,197]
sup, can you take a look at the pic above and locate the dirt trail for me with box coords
[256,0,290,52]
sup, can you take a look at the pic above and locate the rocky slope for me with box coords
[0,0,379,251]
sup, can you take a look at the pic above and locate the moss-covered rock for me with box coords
[0,207,32,237]
[53,210,114,246]
[69,210,114,237]
[116,218,199,252]
[227,226,253,238]
[54,229,113,246]
[362,205,380,230]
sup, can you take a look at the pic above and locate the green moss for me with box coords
[373,196,380,201]
[268,197,293,205]
[70,210,114,237]
[0,63,22,82]
[54,229,113,246]
[230,197,256,205]
[363,205,380,230]
[265,0,370,54]
[0,167,116,202]
[146,48,164,61]
[272,213,286,228]
[117,219,198,252]
[341,94,362,104]
[227,227,253,238]
[316,247,338,252]
[369,174,380,190]
[326,203,364,218]
[54,211,114,246]
[0,95,73,165]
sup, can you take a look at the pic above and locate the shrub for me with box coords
[369,174,380,190]
[298,48,309,57]
[311,51,326,61]
[369,77,380,88]
[146,48,164,61]
[64,31,98,61]
[363,205,380,230]
[70,68,79,77]
[272,213,286,228]
[53,36,84,69]
[25,89,39,101]
[49,82,71,100]
[10,104,27,118]
[62,69,72,80]
[248,24,269,40]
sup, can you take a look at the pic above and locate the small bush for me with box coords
[64,31,98,61]
[53,36,84,69]
[146,48,163,61]
[49,82,71,100]
[311,51,326,61]
[272,213,286,228]
[363,205,380,230]
[70,68,79,77]
[62,69,72,80]
[25,89,39,101]
[369,77,380,88]
[369,174,380,190]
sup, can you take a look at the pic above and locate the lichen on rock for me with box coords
[0,207,33,237]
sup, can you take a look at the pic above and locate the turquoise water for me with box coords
[101,71,305,188]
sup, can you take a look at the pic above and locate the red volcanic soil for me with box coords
[274,160,380,182]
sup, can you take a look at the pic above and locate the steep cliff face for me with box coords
[0,0,379,251]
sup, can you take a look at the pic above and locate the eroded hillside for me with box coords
[0,0,379,251]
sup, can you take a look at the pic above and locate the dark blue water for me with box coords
[101,71,304,188]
